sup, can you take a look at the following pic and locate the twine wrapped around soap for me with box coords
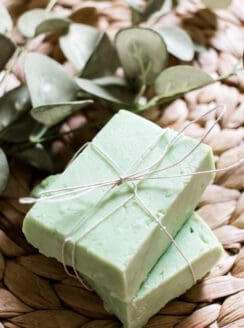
[20,105,244,291]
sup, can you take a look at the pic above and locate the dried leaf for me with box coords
[155,66,213,102]
[175,304,221,328]
[0,288,32,318]
[10,310,88,328]
[0,148,9,195]
[0,34,15,71]
[218,291,244,326]
[4,261,61,309]
[17,255,67,280]
[183,275,244,302]
[197,201,236,229]
[54,283,111,318]
[157,26,194,61]
[0,1,13,33]
[115,27,168,86]
[199,185,240,206]
[70,7,98,26]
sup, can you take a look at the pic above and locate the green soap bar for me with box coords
[89,213,223,328]
[23,110,215,302]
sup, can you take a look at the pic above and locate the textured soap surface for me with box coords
[23,110,214,302]
[90,213,222,328]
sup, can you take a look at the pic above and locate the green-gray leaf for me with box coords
[131,0,172,24]
[16,143,53,171]
[125,0,142,11]
[59,23,102,72]
[0,147,9,194]
[157,26,194,61]
[25,53,79,107]
[0,34,15,70]
[81,32,119,79]
[0,85,31,132]
[202,0,231,8]
[76,77,135,105]
[35,17,70,36]
[115,27,168,87]
[155,65,214,100]
[31,100,93,127]
[17,9,55,38]
[0,114,37,143]
[0,1,13,34]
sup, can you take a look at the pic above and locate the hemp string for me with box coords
[20,105,244,291]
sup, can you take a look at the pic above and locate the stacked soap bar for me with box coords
[23,110,214,304]
[88,213,222,328]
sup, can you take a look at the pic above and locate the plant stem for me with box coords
[45,0,57,12]
[0,46,23,87]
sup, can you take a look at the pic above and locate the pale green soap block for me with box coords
[23,110,215,302]
[90,213,223,328]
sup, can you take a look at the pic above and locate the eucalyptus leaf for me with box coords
[124,0,142,11]
[59,23,102,72]
[81,32,119,78]
[157,26,194,61]
[0,34,15,70]
[93,76,128,87]
[143,0,169,20]
[17,9,55,38]
[202,0,231,8]
[155,65,214,99]
[0,85,31,132]
[0,147,9,194]
[76,78,135,105]
[115,27,168,87]
[0,114,37,143]
[16,143,53,171]
[25,53,79,107]
[149,0,172,19]
[35,17,70,36]
[31,100,93,127]
[131,0,172,24]
[0,0,13,34]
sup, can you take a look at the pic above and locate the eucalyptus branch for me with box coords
[0,0,57,88]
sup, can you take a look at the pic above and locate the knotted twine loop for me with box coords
[20,105,244,291]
